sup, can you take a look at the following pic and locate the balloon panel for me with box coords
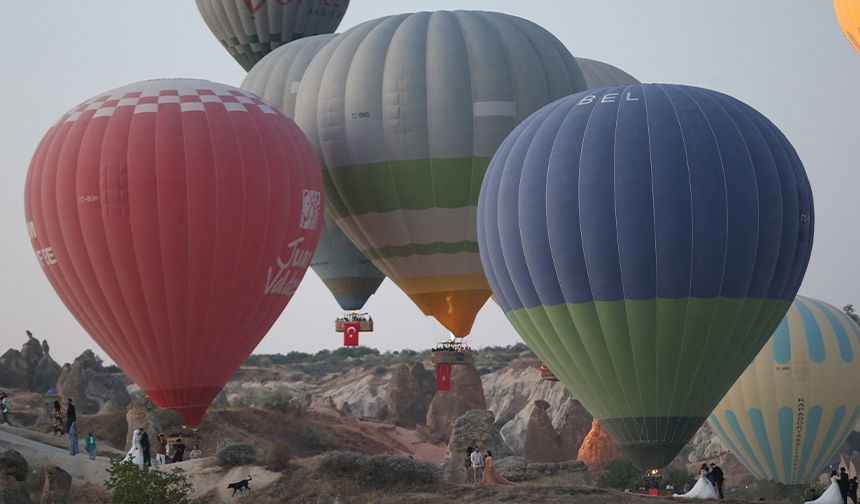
[295,10,588,336]
[24,79,323,425]
[710,296,860,484]
[835,0,860,55]
[576,57,640,89]
[477,84,814,467]
[196,0,349,71]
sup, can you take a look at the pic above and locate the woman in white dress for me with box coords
[805,471,843,504]
[126,428,144,467]
[674,464,719,499]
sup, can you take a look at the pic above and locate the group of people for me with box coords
[50,398,76,437]
[674,463,725,499]
[806,467,859,504]
[126,429,202,467]
[464,446,514,486]
[432,342,474,353]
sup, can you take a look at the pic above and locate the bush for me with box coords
[317,451,441,486]
[266,441,294,473]
[597,459,641,490]
[297,424,335,450]
[217,443,258,467]
[105,459,196,504]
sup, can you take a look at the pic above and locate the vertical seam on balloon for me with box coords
[543,101,619,425]
[612,84,649,430]
[652,84,696,448]
[663,86,730,445]
[576,89,641,445]
[671,89,760,444]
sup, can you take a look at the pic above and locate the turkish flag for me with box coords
[436,364,452,391]
[343,322,360,347]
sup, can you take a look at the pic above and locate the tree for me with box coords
[104,459,197,504]
[597,459,641,490]
[844,305,860,327]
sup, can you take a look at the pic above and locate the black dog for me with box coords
[227,475,252,496]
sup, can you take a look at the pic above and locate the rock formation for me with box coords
[57,349,130,414]
[384,363,435,427]
[0,331,61,392]
[126,397,163,449]
[318,367,389,418]
[524,400,562,462]
[40,466,72,504]
[439,409,513,482]
[425,364,486,443]
[0,449,33,504]
[494,456,586,482]
[577,419,622,467]
[557,399,592,460]
[686,422,725,463]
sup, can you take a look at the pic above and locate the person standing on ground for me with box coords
[0,392,11,425]
[189,444,203,459]
[841,467,851,504]
[68,421,79,456]
[139,428,151,467]
[85,431,97,460]
[849,477,858,504]
[710,463,725,499]
[464,447,474,483]
[65,399,76,433]
[172,438,186,463]
[156,433,167,466]
[470,445,484,486]
[51,400,64,436]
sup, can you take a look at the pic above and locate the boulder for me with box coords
[0,449,32,504]
[493,456,585,482]
[57,350,130,414]
[125,397,163,449]
[40,466,72,504]
[384,363,435,427]
[494,456,528,480]
[21,331,44,369]
[425,364,486,443]
[523,400,562,462]
[686,422,725,463]
[439,409,513,483]
[577,419,622,467]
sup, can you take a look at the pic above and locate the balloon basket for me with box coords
[430,341,475,365]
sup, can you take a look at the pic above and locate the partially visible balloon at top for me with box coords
[575,57,639,89]
[835,0,860,55]
[195,0,350,71]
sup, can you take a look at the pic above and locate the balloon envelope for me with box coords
[710,296,860,484]
[477,84,814,468]
[195,0,349,71]
[576,57,639,89]
[242,35,386,312]
[835,0,860,55]
[24,79,323,425]
[295,10,588,337]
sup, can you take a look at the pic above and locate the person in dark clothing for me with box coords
[709,463,725,499]
[172,438,186,463]
[840,467,851,504]
[65,399,76,432]
[849,476,858,504]
[0,392,11,425]
[139,428,151,467]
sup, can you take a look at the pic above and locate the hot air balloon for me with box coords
[294,10,588,341]
[835,0,860,55]
[709,296,860,484]
[477,84,814,468]
[195,0,350,71]
[242,35,386,345]
[24,79,323,425]
[576,57,639,89]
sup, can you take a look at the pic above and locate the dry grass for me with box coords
[73,483,111,504]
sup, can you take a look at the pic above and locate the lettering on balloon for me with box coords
[351,112,370,119]
[576,92,639,107]
[242,0,346,20]
[792,397,806,477]
[77,195,99,204]
[35,247,58,267]
[264,237,314,296]
[27,221,37,240]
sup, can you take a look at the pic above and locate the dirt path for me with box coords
[0,425,112,485]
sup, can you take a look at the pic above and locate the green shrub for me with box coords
[597,459,641,490]
[105,459,196,504]
[317,451,441,486]
[297,424,335,450]
[217,443,257,467]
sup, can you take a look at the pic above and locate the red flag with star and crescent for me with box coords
[436,364,452,391]
[343,322,360,347]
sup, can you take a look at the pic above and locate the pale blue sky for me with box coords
[1,1,857,365]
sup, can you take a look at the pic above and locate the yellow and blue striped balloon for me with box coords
[710,296,860,484]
